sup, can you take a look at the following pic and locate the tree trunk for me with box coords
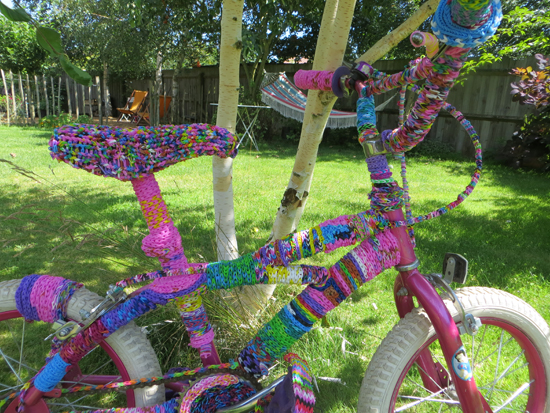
[42,76,49,116]
[88,86,92,119]
[213,0,243,262]
[103,61,111,123]
[74,80,79,118]
[9,70,16,117]
[171,64,182,124]
[66,77,72,117]
[151,51,163,126]
[268,0,356,244]
[27,74,35,125]
[57,77,61,115]
[51,77,55,115]
[18,72,26,123]
[96,76,103,124]
[34,75,41,120]
[356,0,440,64]
[1,69,10,126]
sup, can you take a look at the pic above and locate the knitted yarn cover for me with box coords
[50,123,238,181]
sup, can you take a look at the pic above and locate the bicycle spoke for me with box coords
[493,382,532,413]
[395,389,460,411]
[2,353,39,374]
[0,347,24,384]
[18,320,25,380]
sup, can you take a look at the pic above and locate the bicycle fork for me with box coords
[388,209,492,413]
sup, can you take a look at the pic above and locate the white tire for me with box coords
[358,287,550,412]
[0,279,165,411]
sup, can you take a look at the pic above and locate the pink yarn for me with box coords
[148,273,202,293]
[190,329,215,348]
[294,70,334,91]
[30,276,64,323]
[303,285,336,313]
[180,374,239,412]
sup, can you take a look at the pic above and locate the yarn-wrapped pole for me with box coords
[293,70,334,91]
[450,0,492,28]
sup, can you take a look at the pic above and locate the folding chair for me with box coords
[116,90,148,122]
[135,95,172,125]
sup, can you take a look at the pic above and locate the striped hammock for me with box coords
[261,72,357,129]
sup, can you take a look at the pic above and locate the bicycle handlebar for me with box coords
[294,0,502,156]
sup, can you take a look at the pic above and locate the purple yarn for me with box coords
[381,129,393,151]
[15,274,41,321]
[365,155,389,173]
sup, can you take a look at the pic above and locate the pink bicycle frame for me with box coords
[388,208,491,412]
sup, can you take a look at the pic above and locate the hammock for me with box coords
[261,72,397,129]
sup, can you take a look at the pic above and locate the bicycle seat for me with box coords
[49,123,238,181]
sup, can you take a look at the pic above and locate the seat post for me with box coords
[131,174,188,272]
[130,173,222,365]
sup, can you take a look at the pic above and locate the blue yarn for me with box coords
[34,354,71,392]
[431,0,503,48]
[357,96,376,129]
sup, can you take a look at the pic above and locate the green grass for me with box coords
[1,125,550,412]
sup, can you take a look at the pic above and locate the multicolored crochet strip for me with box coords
[15,274,83,323]
[238,230,400,377]
[49,123,238,181]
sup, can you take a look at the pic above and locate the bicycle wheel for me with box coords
[0,279,165,412]
[358,287,550,412]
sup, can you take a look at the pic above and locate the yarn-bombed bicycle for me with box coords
[2,0,550,411]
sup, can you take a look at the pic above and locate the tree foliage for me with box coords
[0,16,46,72]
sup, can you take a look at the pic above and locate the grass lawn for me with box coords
[1,125,549,412]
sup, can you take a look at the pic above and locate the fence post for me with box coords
[26,73,35,125]
[66,77,72,117]
[1,69,10,126]
[9,70,17,118]
[34,74,41,120]
[96,76,102,125]
[42,75,49,116]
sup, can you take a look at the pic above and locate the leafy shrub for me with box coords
[38,113,73,129]
[75,114,92,124]
[500,54,550,171]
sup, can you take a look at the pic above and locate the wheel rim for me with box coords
[390,317,547,412]
[0,310,136,412]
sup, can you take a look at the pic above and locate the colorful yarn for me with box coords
[15,275,83,323]
[238,231,400,377]
[205,211,386,291]
[357,96,379,144]
[284,353,315,413]
[294,70,334,91]
[65,397,181,413]
[366,57,434,97]
[183,375,256,413]
[50,123,238,182]
[383,47,469,153]
[33,354,71,392]
[432,0,502,48]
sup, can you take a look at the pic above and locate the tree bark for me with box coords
[27,74,35,125]
[34,75,41,120]
[57,77,61,115]
[103,61,111,123]
[268,0,356,244]
[9,70,16,117]
[213,0,243,262]
[74,80,79,118]
[18,72,26,124]
[51,77,55,115]
[42,76,49,116]
[88,86,92,119]
[1,69,10,126]
[66,77,72,117]
[356,0,440,64]
[96,76,102,124]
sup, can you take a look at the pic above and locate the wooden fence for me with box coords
[1,58,536,153]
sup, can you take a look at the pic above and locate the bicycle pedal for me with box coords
[442,253,468,284]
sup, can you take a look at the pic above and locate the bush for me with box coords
[500,54,550,171]
[38,113,73,129]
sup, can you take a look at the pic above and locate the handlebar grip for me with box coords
[294,70,334,91]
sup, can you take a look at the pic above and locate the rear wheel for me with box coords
[0,279,165,412]
[358,287,550,412]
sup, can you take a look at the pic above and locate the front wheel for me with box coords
[358,287,550,412]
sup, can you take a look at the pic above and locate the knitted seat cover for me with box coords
[50,123,238,181]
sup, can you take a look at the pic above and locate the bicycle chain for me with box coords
[0,363,261,407]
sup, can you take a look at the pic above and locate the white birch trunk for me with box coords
[34,75,41,120]
[27,74,35,125]
[9,70,16,117]
[103,62,111,123]
[18,72,26,123]
[66,77,72,117]
[42,76,49,116]
[1,70,10,126]
[269,0,356,243]
[96,76,102,124]
[213,0,243,262]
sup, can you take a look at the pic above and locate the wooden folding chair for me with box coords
[135,95,172,125]
[116,90,148,122]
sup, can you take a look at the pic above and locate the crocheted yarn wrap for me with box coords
[50,123,238,181]
[431,0,502,48]
[15,274,83,322]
